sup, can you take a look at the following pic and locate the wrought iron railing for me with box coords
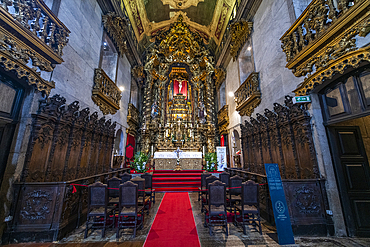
[234,72,260,116]
[92,68,122,115]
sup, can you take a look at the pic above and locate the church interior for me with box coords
[0,0,370,246]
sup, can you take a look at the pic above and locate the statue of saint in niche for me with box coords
[198,101,207,124]
[151,101,159,119]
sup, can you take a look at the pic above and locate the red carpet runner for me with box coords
[152,170,202,192]
[144,192,200,247]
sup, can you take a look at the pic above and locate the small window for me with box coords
[345,77,362,114]
[358,70,370,107]
[99,32,119,82]
[325,85,346,117]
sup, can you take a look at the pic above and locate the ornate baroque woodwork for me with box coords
[0,0,70,95]
[132,65,145,87]
[5,168,129,243]
[234,72,261,116]
[127,103,140,136]
[139,15,217,154]
[240,95,319,180]
[225,168,328,234]
[229,20,253,60]
[214,67,226,90]
[217,104,229,135]
[280,0,370,95]
[102,13,128,56]
[21,94,117,183]
[92,68,122,115]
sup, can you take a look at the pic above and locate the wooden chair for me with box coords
[107,176,121,206]
[235,180,262,235]
[141,172,155,204]
[198,171,211,201]
[84,182,114,238]
[201,175,218,213]
[116,181,144,238]
[205,180,228,236]
[229,175,243,212]
[131,176,150,214]
[219,171,230,187]
[120,172,132,183]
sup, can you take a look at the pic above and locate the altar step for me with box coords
[152,170,202,192]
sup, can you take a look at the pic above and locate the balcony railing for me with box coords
[0,0,70,62]
[280,0,370,95]
[217,104,229,135]
[92,68,122,115]
[234,72,260,116]
[0,0,70,95]
[127,103,140,135]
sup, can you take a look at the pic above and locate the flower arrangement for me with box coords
[131,151,149,173]
[204,152,217,172]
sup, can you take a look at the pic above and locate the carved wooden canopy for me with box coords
[280,0,370,96]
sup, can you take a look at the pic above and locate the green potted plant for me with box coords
[131,151,149,174]
[204,152,217,172]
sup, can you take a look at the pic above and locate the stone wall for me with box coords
[41,0,132,152]
[0,0,134,242]
[247,0,302,121]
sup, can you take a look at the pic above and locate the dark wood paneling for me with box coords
[21,95,117,183]
[241,95,319,180]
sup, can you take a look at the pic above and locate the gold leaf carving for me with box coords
[92,68,122,115]
[229,20,253,60]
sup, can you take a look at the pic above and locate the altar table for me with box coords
[154,152,202,170]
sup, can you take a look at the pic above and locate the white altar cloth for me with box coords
[154,151,202,159]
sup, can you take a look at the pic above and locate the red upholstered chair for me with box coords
[235,180,262,235]
[84,182,114,238]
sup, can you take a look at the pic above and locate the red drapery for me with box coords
[173,80,187,99]
[125,134,136,159]
[221,135,225,147]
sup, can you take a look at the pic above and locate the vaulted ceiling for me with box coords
[118,0,236,45]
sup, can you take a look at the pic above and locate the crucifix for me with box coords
[173,147,183,171]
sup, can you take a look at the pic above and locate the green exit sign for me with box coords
[293,96,311,104]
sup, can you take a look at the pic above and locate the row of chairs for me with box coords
[199,171,262,236]
[84,172,155,238]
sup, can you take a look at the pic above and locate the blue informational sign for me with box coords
[265,163,295,245]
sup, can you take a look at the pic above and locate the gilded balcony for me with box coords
[127,103,140,136]
[217,104,229,135]
[92,68,122,115]
[280,0,370,95]
[234,72,260,116]
[0,0,70,95]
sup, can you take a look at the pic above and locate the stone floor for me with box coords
[3,192,370,247]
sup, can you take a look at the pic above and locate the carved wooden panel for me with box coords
[241,95,319,179]
[21,95,116,182]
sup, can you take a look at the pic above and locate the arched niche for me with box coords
[114,129,124,155]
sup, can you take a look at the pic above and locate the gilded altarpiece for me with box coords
[139,16,217,165]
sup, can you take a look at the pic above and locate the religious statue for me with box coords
[151,101,159,118]
[178,80,183,94]
[198,101,207,124]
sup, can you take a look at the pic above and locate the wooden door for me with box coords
[327,126,370,236]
